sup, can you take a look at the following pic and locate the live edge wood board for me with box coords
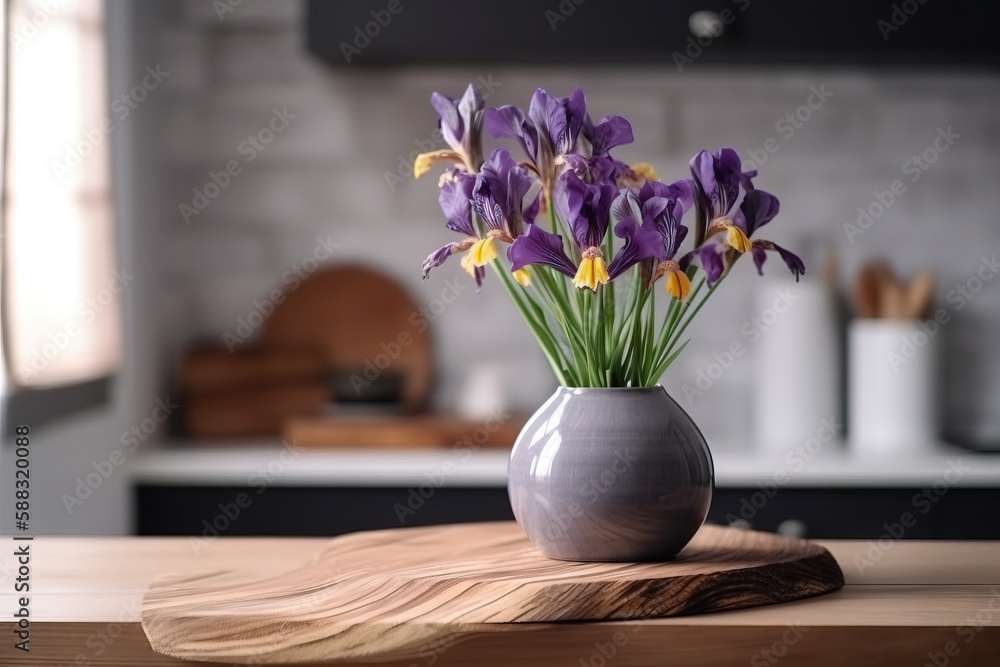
[141,522,845,664]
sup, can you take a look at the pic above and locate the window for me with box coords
[2,0,120,389]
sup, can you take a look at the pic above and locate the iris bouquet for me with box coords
[418,84,804,388]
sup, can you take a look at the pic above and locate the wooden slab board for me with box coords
[142,522,844,664]
[283,414,527,449]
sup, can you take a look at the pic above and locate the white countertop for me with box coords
[129,440,1000,488]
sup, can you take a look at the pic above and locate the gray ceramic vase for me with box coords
[507,386,714,562]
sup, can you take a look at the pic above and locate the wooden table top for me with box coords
[1,531,998,666]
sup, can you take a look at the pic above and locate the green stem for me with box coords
[603,283,614,384]
[548,203,572,303]
[642,291,656,385]
[654,274,723,380]
[625,288,649,385]
[666,276,721,354]
[489,261,571,386]
[652,276,704,368]
[532,271,589,386]
[596,287,607,386]
[612,270,641,363]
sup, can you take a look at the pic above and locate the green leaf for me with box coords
[649,338,691,384]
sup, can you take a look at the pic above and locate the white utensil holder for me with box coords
[849,319,938,452]
[754,281,841,452]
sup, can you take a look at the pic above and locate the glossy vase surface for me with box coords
[507,386,714,561]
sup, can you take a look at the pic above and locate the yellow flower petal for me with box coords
[572,257,608,291]
[512,267,531,287]
[469,236,498,266]
[460,251,477,278]
[630,162,658,182]
[665,268,692,301]
[413,149,461,179]
[572,258,594,290]
[725,225,753,254]
[593,256,609,285]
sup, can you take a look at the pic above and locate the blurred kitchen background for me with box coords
[2,0,999,538]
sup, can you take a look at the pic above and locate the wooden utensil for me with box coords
[905,270,935,319]
[879,271,908,320]
[852,269,879,318]
[142,522,844,664]
[853,262,935,321]
[853,260,892,318]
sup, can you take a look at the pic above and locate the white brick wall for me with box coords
[154,1,1000,442]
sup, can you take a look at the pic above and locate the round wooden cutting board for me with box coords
[142,521,844,664]
[259,264,434,411]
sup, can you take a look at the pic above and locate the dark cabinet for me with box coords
[136,485,515,537]
[136,484,1000,539]
[708,488,1000,539]
[307,0,1000,67]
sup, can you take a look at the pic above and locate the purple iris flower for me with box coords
[422,149,541,289]
[605,180,693,298]
[604,205,663,280]
[507,223,577,278]
[440,169,476,236]
[507,170,617,290]
[562,114,635,184]
[531,87,588,156]
[584,115,635,156]
[414,84,484,179]
[486,88,587,165]
[691,148,743,223]
[736,187,780,238]
[681,188,803,284]
[421,243,457,277]
[752,242,805,280]
[432,85,483,164]
[487,87,631,207]
[640,179,694,254]
[421,171,478,280]
[561,153,628,187]
[471,148,541,241]
[682,243,727,284]
[553,169,617,252]
[604,184,685,274]
[736,190,805,280]
[689,148,761,255]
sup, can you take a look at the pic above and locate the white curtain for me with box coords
[3,0,121,388]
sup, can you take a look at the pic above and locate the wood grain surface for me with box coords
[180,347,326,396]
[183,381,329,437]
[141,522,844,664]
[3,536,999,667]
[283,413,527,448]
[260,265,434,412]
